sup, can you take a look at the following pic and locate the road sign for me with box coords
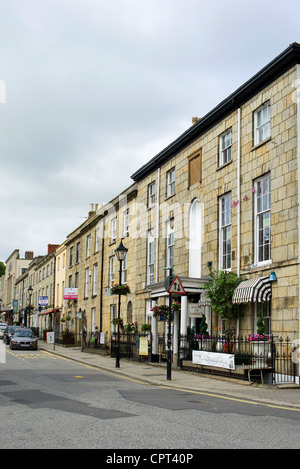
[167,275,186,295]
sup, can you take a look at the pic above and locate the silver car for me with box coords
[10,329,38,350]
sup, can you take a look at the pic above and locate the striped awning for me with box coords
[232,276,272,304]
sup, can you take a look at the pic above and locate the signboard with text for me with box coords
[38,296,49,306]
[64,288,78,300]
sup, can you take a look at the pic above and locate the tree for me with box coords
[203,268,245,321]
[0,262,5,277]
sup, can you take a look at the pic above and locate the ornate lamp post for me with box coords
[25,285,33,328]
[114,240,128,368]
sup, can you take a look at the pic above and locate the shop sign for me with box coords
[64,288,78,300]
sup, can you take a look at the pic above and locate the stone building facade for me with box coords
[64,183,138,343]
[130,42,300,345]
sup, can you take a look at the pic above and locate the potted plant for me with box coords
[124,322,138,333]
[111,317,123,329]
[249,312,270,365]
[197,315,211,350]
[151,304,169,320]
[110,284,130,295]
[141,323,151,333]
[171,302,181,313]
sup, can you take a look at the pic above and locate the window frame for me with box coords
[148,181,156,208]
[111,217,117,243]
[219,193,232,271]
[254,102,271,146]
[147,230,155,285]
[254,173,271,266]
[93,263,98,296]
[166,219,175,269]
[85,267,89,298]
[219,129,232,166]
[109,256,115,288]
[166,168,175,198]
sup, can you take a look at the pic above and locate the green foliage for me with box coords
[199,315,209,337]
[0,261,6,277]
[203,268,245,321]
[256,311,265,336]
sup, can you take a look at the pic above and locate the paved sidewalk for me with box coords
[39,341,300,410]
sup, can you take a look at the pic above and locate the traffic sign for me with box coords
[167,275,186,295]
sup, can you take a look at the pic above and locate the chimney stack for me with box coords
[25,251,34,260]
[48,244,60,255]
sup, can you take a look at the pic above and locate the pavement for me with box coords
[39,341,300,411]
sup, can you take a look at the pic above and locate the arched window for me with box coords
[189,199,201,278]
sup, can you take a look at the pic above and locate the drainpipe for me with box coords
[237,107,241,339]
[237,107,241,278]
[100,220,105,332]
[297,65,300,345]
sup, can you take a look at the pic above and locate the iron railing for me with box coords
[81,330,298,385]
[178,333,298,384]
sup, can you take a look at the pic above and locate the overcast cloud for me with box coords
[0,0,299,261]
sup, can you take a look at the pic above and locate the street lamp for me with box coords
[114,240,128,368]
[26,285,33,328]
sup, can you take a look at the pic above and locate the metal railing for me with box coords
[178,333,298,384]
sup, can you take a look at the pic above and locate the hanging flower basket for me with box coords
[111,317,123,329]
[171,302,181,313]
[110,284,130,295]
[124,322,138,333]
[25,304,34,311]
[151,305,173,321]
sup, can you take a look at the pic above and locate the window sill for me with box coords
[217,160,233,172]
[251,260,272,270]
[165,193,175,202]
[251,137,271,152]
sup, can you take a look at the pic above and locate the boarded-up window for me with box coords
[188,150,202,187]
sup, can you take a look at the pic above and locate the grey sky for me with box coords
[0,0,299,261]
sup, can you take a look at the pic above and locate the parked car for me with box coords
[10,328,38,351]
[2,326,23,344]
[0,323,7,339]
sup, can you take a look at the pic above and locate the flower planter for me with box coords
[252,341,270,366]
[110,285,130,295]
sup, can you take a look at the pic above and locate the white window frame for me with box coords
[148,182,156,208]
[254,102,271,146]
[219,193,232,271]
[147,230,154,285]
[166,220,175,269]
[110,304,117,332]
[123,208,130,237]
[85,267,89,298]
[219,129,232,165]
[111,217,117,243]
[166,168,175,197]
[86,235,91,258]
[95,227,100,252]
[93,263,98,296]
[254,174,271,266]
[121,252,128,284]
[91,307,96,333]
[109,256,115,287]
